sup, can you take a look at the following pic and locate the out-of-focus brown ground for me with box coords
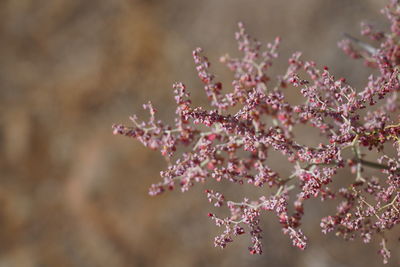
[0,0,398,266]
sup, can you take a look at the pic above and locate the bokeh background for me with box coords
[0,0,398,266]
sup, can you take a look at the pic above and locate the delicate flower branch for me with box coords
[113,1,400,264]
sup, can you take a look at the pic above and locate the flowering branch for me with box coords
[113,1,400,264]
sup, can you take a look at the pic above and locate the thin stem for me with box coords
[358,159,392,171]
[379,194,399,213]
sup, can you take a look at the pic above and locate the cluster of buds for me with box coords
[113,0,400,263]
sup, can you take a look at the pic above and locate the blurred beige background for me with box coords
[0,0,398,266]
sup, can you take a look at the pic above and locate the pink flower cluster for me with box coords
[113,1,400,263]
